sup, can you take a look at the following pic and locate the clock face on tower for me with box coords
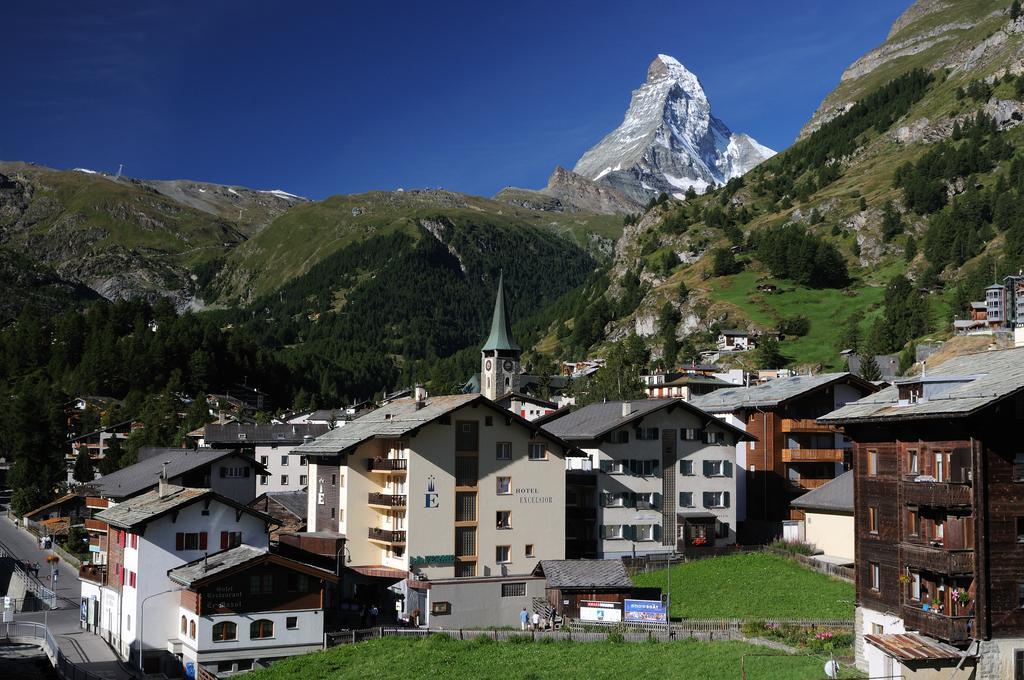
[484,359,492,371]
[503,360,513,371]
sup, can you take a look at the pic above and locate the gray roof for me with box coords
[790,471,854,513]
[532,559,634,589]
[690,373,871,412]
[543,399,751,441]
[95,485,209,528]
[168,545,267,586]
[204,423,328,446]
[87,448,257,500]
[264,491,307,520]
[296,393,571,456]
[821,347,1024,423]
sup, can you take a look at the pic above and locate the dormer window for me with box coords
[237,433,247,440]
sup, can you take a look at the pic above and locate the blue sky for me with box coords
[1,1,907,199]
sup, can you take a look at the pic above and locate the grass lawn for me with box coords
[246,635,863,680]
[633,553,855,620]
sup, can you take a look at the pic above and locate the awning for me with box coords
[865,633,967,662]
[348,565,407,581]
[677,512,717,522]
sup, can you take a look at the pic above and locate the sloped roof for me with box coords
[87,448,259,500]
[264,491,308,520]
[204,423,329,446]
[790,471,853,513]
[167,544,336,588]
[690,373,874,412]
[532,560,633,589]
[96,485,276,530]
[821,347,1024,423]
[865,633,965,662]
[543,399,751,441]
[482,273,520,352]
[296,393,572,456]
[24,492,83,519]
[495,391,558,409]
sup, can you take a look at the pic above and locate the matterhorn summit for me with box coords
[573,54,775,203]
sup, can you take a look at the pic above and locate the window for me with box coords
[300,456,307,466]
[260,475,269,486]
[130,534,137,549]
[601,525,625,540]
[455,527,476,558]
[220,531,242,550]
[175,532,208,551]
[627,459,659,476]
[260,455,269,465]
[338,509,343,522]
[867,450,878,476]
[704,431,725,445]
[1018,517,1024,544]
[189,620,196,639]
[908,509,919,536]
[869,562,880,591]
[212,621,237,641]
[908,449,919,475]
[496,511,511,529]
[634,525,655,541]
[704,460,731,477]
[528,443,546,460]
[525,544,535,558]
[221,466,249,479]
[911,572,921,601]
[281,455,289,466]
[600,459,626,474]
[703,491,730,508]
[250,619,274,639]
[456,492,477,521]
[603,492,630,508]
[431,600,452,614]
[330,507,336,519]
[299,475,308,486]
[502,582,526,597]
[935,452,946,482]
[636,427,660,440]
[871,623,884,636]
[281,475,289,486]
[680,460,694,476]
[286,616,298,630]
[679,492,693,508]
[496,442,511,460]
[496,477,511,495]
[682,428,703,441]
[869,506,879,533]
[180,616,187,635]
[496,545,511,563]
[485,416,493,427]
[237,661,252,671]
[456,457,478,486]
[331,473,336,486]
[250,574,274,594]
[604,430,630,444]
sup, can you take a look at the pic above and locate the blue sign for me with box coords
[184,662,195,679]
[624,599,667,623]
[424,475,438,508]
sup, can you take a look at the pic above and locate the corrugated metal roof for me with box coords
[204,423,329,445]
[790,471,853,513]
[864,633,965,662]
[690,373,867,412]
[532,560,633,589]
[821,347,1024,423]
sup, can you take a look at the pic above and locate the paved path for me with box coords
[0,515,134,679]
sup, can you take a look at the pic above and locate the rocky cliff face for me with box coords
[494,166,642,214]
[572,54,775,203]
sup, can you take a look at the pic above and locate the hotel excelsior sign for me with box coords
[514,487,553,504]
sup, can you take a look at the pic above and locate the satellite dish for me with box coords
[824,659,840,679]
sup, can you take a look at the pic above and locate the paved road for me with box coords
[0,515,134,679]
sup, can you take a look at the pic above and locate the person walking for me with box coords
[519,608,529,631]
[531,611,540,631]
[370,604,379,626]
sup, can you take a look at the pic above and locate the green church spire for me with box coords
[482,273,520,352]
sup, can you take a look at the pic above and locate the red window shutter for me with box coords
[120,568,125,585]
[199,532,208,551]
[176,533,184,551]
[120,531,126,547]
[115,563,121,577]
[220,531,228,550]
[131,534,137,549]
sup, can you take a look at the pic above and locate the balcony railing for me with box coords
[78,563,106,586]
[85,497,109,509]
[368,528,407,544]
[368,492,407,508]
[780,418,834,433]
[366,458,408,473]
[901,480,972,508]
[902,604,973,644]
[83,518,107,533]
[781,448,846,463]
[901,543,974,576]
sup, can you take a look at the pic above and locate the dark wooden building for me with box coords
[821,347,1024,679]
[532,559,653,622]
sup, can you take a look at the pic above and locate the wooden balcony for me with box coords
[901,543,974,576]
[902,604,973,644]
[368,492,407,509]
[368,528,407,545]
[79,563,106,586]
[781,448,846,463]
[85,497,110,509]
[84,518,108,533]
[780,418,834,433]
[366,457,408,473]
[901,480,972,508]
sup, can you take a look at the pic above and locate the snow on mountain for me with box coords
[573,54,775,202]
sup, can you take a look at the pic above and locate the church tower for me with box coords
[481,273,521,400]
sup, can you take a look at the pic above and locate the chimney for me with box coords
[158,461,170,498]
[414,384,428,410]
[303,434,313,445]
[622,402,633,417]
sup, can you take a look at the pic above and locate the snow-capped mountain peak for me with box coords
[573,55,775,203]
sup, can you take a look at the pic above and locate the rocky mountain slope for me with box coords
[494,166,642,214]
[572,54,775,203]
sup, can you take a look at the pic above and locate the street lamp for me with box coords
[138,587,184,674]
[43,554,60,630]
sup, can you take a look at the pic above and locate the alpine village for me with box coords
[6,1,1024,679]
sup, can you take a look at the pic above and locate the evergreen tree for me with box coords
[73,447,94,484]
[858,354,883,382]
[711,248,742,277]
[570,342,643,406]
[754,338,787,369]
[859,196,868,212]
[904,235,918,261]
[99,436,124,475]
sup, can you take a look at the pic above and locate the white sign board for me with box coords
[579,600,622,623]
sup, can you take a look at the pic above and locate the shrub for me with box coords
[768,539,816,556]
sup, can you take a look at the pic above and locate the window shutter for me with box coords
[653,524,662,542]
[650,428,659,439]
[244,466,251,478]
[199,532,208,551]
[723,491,730,508]
[176,533,184,551]
[599,492,609,507]
[624,525,634,541]
[652,493,661,509]
[703,492,712,508]
[703,461,712,477]
[219,466,226,479]
[599,459,612,473]
[120,567,125,585]
[220,532,228,550]
[723,461,733,478]
[629,492,637,508]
